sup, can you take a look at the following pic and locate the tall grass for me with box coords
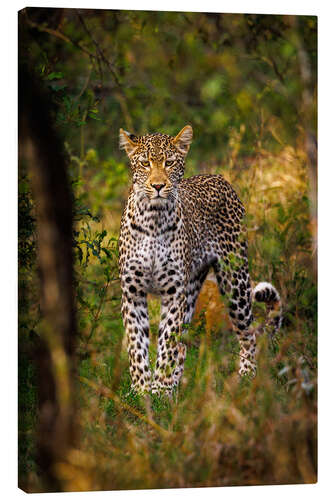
[20,142,316,492]
[31,145,315,492]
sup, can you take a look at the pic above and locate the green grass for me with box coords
[73,324,316,490]
[68,148,316,491]
[18,147,317,492]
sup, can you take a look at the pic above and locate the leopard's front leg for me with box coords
[121,264,151,393]
[152,291,187,395]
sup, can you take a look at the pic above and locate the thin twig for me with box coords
[84,279,111,346]
[23,8,121,90]
[75,10,121,86]
[23,9,96,60]
[75,65,93,102]
[79,376,170,438]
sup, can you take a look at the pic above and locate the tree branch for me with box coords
[23,8,97,60]
[75,10,121,86]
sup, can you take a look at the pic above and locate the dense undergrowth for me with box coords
[72,149,316,491]
[18,9,317,491]
[19,141,317,491]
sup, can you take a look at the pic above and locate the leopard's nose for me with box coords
[151,183,165,192]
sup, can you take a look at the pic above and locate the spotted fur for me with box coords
[118,125,282,394]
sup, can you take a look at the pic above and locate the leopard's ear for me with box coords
[172,125,193,155]
[119,128,138,156]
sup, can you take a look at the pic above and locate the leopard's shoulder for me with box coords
[179,174,245,221]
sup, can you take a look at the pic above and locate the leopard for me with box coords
[118,125,282,395]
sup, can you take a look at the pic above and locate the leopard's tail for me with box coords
[252,282,282,335]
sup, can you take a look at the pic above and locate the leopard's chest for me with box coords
[120,197,194,292]
[135,232,183,292]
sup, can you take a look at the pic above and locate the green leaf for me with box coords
[88,112,101,121]
[46,71,64,80]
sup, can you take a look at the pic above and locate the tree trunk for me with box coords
[19,64,77,492]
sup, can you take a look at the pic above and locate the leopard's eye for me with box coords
[165,160,174,167]
[141,160,150,168]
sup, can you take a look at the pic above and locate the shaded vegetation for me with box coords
[18,8,317,492]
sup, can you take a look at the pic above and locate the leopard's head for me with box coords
[119,125,192,204]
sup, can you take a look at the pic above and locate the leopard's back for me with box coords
[178,174,245,242]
